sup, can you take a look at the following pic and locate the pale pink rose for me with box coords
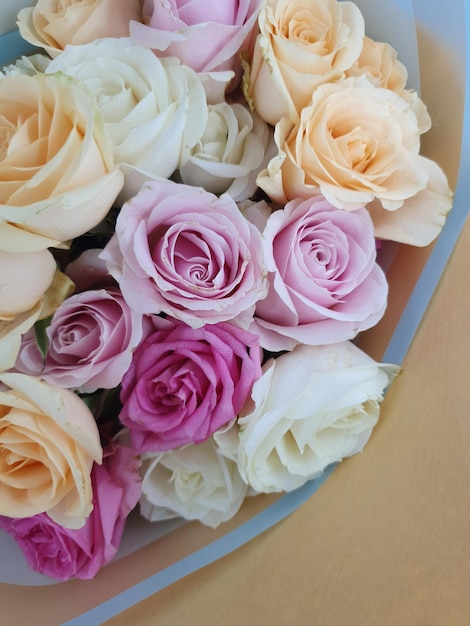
[130,0,262,89]
[119,319,262,452]
[257,76,452,245]
[245,0,365,124]
[0,444,141,581]
[101,180,268,328]
[15,286,144,393]
[17,0,142,58]
[0,373,102,529]
[0,73,123,252]
[0,250,56,320]
[251,196,388,351]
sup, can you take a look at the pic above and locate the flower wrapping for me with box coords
[0,0,466,620]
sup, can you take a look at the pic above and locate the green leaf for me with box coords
[34,315,53,361]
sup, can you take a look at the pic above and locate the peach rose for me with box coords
[0,373,102,529]
[0,306,42,374]
[257,75,452,245]
[0,268,74,373]
[17,0,143,58]
[0,250,56,320]
[0,73,123,252]
[245,0,364,124]
[345,36,430,134]
[345,36,407,92]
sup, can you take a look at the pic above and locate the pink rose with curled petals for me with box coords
[130,0,262,90]
[119,319,262,452]
[0,444,141,581]
[252,195,388,351]
[15,286,144,393]
[100,180,268,328]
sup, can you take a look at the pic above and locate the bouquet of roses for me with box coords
[0,0,452,581]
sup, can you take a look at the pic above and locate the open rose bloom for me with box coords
[130,0,263,89]
[17,0,143,58]
[0,0,459,598]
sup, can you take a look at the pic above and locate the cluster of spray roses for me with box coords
[0,0,452,581]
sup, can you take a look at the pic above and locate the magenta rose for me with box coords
[101,180,267,328]
[119,319,262,452]
[252,195,388,351]
[0,444,141,581]
[130,0,262,87]
[15,286,144,393]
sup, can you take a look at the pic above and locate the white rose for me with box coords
[0,53,51,78]
[178,102,273,201]
[217,342,399,493]
[139,437,248,528]
[46,38,209,201]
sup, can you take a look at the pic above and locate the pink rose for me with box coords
[130,0,262,88]
[15,286,143,393]
[120,319,262,452]
[0,444,142,581]
[101,180,267,328]
[252,195,388,351]
[65,248,116,292]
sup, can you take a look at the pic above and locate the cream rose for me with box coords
[0,373,102,529]
[0,72,123,252]
[178,101,273,201]
[245,0,365,124]
[217,342,399,493]
[139,437,248,528]
[0,269,74,373]
[0,250,56,320]
[17,0,142,58]
[257,75,452,245]
[0,306,42,374]
[46,38,208,202]
[0,53,51,78]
